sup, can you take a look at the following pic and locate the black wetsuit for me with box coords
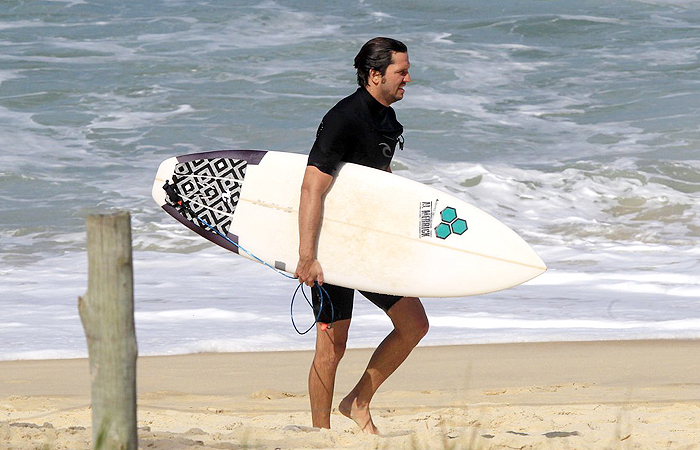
[308,87,403,175]
[307,88,405,323]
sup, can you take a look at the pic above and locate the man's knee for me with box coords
[314,319,350,366]
[330,337,347,361]
[410,311,429,342]
[417,315,430,339]
[315,339,346,367]
[391,297,429,343]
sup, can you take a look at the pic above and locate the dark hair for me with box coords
[354,37,408,87]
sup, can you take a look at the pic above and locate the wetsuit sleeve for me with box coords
[307,109,351,176]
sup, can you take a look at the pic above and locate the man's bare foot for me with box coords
[339,394,379,435]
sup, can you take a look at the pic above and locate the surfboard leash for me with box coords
[163,181,292,278]
[162,180,335,334]
[290,282,334,335]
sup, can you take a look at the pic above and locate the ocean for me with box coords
[1,0,699,361]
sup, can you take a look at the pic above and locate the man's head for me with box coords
[354,37,411,106]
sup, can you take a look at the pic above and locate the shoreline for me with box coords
[2,340,699,449]
[4,334,700,363]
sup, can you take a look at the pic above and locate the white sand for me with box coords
[2,340,699,449]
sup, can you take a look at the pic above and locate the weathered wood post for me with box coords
[78,211,138,450]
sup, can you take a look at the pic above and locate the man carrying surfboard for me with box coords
[294,37,429,435]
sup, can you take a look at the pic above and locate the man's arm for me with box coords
[295,165,334,286]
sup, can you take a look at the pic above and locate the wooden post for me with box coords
[78,211,138,450]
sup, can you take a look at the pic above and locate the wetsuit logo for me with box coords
[379,142,393,158]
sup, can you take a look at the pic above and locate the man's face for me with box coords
[373,51,411,106]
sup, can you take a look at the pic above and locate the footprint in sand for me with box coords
[250,389,299,400]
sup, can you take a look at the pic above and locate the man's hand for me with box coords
[294,256,324,287]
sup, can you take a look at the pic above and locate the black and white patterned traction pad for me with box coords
[169,157,247,236]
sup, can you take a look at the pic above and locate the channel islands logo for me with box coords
[435,207,468,239]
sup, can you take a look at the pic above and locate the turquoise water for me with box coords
[1,0,699,359]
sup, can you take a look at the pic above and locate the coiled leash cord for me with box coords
[163,180,335,334]
[290,282,334,335]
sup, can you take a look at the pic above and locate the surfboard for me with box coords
[152,150,546,297]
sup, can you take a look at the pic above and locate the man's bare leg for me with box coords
[339,297,428,434]
[308,318,351,428]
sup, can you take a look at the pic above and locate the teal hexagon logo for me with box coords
[440,207,457,223]
[435,223,452,239]
[452,218,468,235]
[434,206,468,239]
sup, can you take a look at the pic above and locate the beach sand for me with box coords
[1,340,699,449]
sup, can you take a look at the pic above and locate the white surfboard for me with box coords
[152,150,546,297]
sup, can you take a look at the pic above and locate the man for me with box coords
[294,37,429,435]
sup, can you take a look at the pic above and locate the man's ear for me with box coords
[369,69,382,86]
